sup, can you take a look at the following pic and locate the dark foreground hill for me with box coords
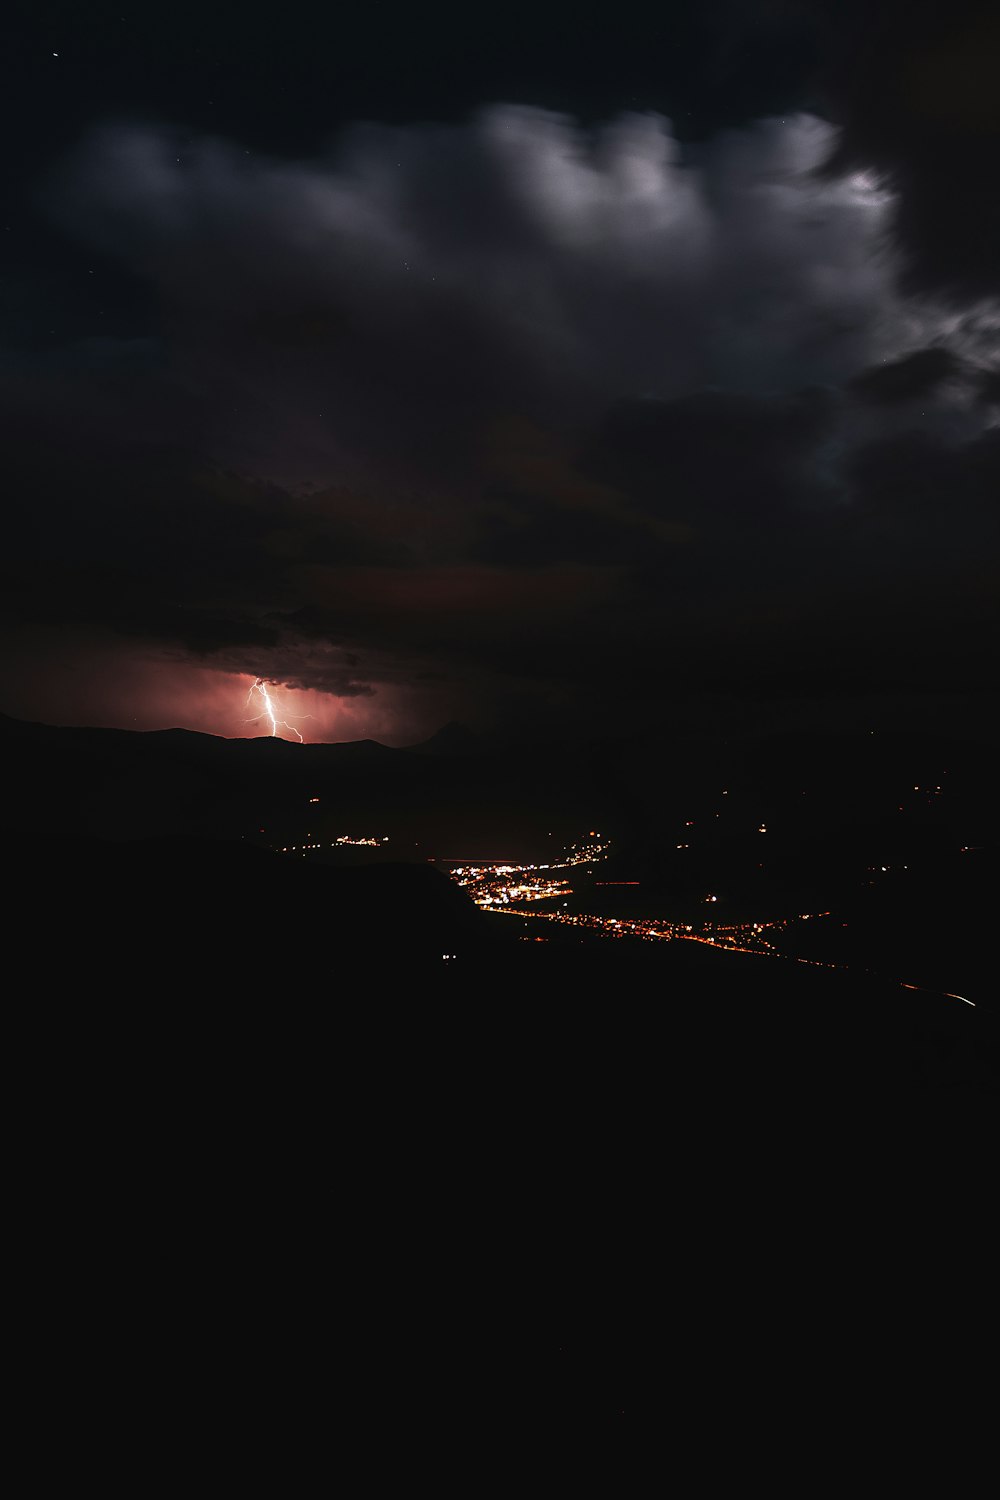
[9,827,988,1134]
[6,825,992,1469]
[10,833,491,978]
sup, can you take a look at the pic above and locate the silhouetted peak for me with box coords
[408,721,484,757]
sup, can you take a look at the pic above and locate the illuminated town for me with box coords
[441,833,974,1007]
[447,833,609,909]
[278,834,389,852]
[445,834,834,952]
[265,769,978,1006]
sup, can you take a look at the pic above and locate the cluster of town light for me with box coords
[444,826,972,1005]
[263,768,971,1005]
[448,834,836,957]
[278,834,389,853]
[451,836,609,909]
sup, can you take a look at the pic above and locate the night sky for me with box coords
[3,0,998,743]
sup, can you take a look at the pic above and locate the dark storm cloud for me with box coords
[1,102,995,730]
[44,108,925,484]
[0,363,402,697]
[679,1,1000,303]
[810,0,1000,300]
[979,366,1000,407]
[845,424,1000,539]
[473,497,658,570]
[583,388,835,522]
[848,347,960,404]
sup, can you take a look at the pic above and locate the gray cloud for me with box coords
[1,104,992,734]
[47,108,973,487]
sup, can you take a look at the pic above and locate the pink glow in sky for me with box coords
[0,633,433,744]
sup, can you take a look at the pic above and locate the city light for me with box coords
[263,755,974,1009]
[443,830,974,1006]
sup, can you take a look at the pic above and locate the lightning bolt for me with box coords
[244,678,311,742]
